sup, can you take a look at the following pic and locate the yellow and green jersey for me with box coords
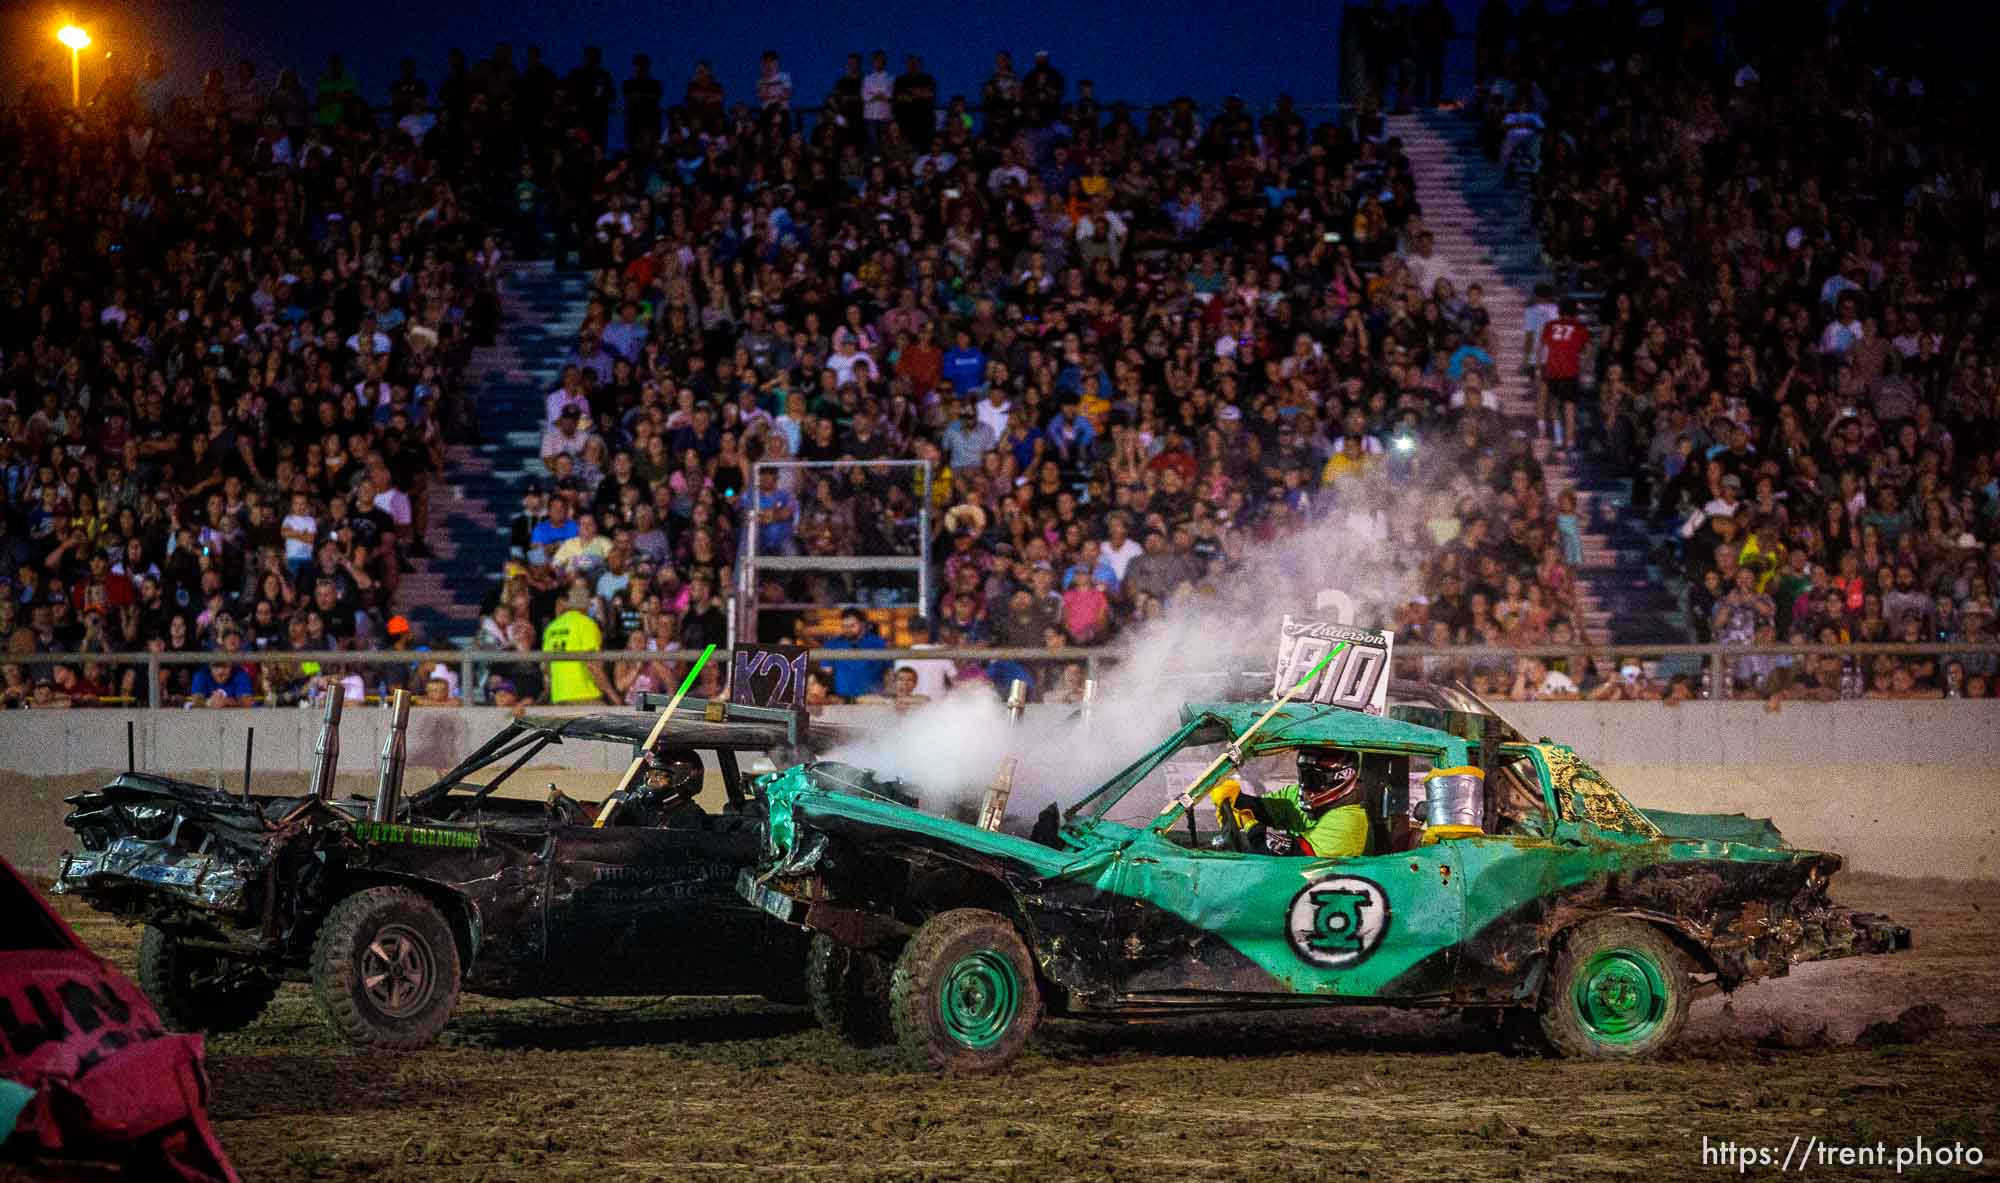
[1257,784,1370,858]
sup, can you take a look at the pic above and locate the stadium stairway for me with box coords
[1391,112,1682,646]
[399,261,594,646]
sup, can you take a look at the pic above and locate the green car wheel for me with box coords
[1539,918,1691,1059]
[890,909,1042,1074]
[937,949,1021,1049]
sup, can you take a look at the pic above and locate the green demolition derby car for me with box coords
[740,700,1910,1072]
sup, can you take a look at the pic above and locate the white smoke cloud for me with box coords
[825,468,1439,829]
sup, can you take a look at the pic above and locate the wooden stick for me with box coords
[596,644,715,828]
[1166,642,1346,815]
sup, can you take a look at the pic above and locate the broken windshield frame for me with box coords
[1067,716,1213,821]
[1086,740,1294,834]
[408,722,559,811]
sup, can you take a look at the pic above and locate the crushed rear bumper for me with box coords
[738,868,806,925]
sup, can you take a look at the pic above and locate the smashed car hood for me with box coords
[1640,810,1789,848]
[760,763,1080,873]
[3,856,240,1181]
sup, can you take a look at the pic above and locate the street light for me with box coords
[57,25,90,109]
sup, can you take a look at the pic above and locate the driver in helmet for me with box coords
[622,748,707,827]
[1211,747,1371,857]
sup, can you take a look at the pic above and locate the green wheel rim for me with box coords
[1572,947,1668,1044]
[937,949,1020,1050]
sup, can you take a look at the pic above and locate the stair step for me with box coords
[1394,110,1681,647]
[414,259,592,637]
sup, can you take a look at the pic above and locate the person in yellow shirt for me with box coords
[1737,524,1783,594]
[1076,374,1112,432]
[542,587,615,704]
[1210,749,1370,857]
[1320,435,1379,487]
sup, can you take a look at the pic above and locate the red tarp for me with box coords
[1,857,238,1182]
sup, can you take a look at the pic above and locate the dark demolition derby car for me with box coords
[743,697,1912,1072]
[54,694,835,1048]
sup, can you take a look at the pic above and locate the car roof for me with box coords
[1179,701,1473,763]
[516,713,850,751]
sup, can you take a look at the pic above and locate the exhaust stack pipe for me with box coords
[977,757,1017,833]
[1081,679,1097,733]
[307,687,345,804]
[242,726,256,804]
[370,690,412,822]
[977,681,1030,832]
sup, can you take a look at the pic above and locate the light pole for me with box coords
[57,26,90,109]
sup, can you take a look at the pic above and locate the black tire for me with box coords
[888,909,1041,1074]
[806,933,892,1046]
[1538,918,1691,1059]
[135,926,280,1034]
[310,886,462,1050]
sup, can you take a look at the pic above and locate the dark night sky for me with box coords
[12,3,1987,126]
[8,0,1399,117]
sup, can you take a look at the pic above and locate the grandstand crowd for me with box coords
[3,0,1995,709]
[498,41,1595,709]
[1477,0,1998,700]
[0,49,515,707]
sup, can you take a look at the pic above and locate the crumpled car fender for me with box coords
[3,857,240,1183]
[9,1029,237,1182]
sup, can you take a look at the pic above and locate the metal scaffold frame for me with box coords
[737,459,933,647]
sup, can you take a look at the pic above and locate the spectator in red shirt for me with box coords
[71,551,136,618]
[895,324,944,396]
[1537,298,1590,453]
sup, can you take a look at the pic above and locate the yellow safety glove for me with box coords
[1208,777,1256,830]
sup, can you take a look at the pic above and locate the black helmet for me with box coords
[1297,747,1360,811]
[642,750,703,802]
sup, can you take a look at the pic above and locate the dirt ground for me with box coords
[9,875,1994,1182]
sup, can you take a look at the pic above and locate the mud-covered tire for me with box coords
[806,934,892,1046]
[135,926,280,1034]
[888,909,1041,1074]
[310,886,461,1050]
[1539,918,1691,1059]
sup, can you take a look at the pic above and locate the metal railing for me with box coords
[2,642,1995,708]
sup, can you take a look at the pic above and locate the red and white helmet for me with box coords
[1297,747,1361,811]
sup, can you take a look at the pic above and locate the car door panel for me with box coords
[1112,829,1464,999]
[1106,841,1276,995]
[543,818,766,995]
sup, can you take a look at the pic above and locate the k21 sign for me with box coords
[731,645,810,711]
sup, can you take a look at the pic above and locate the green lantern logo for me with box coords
[1287,875,1389,968]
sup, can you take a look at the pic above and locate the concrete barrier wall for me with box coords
[1499,701,1998,881]
[2,702,1995,880]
